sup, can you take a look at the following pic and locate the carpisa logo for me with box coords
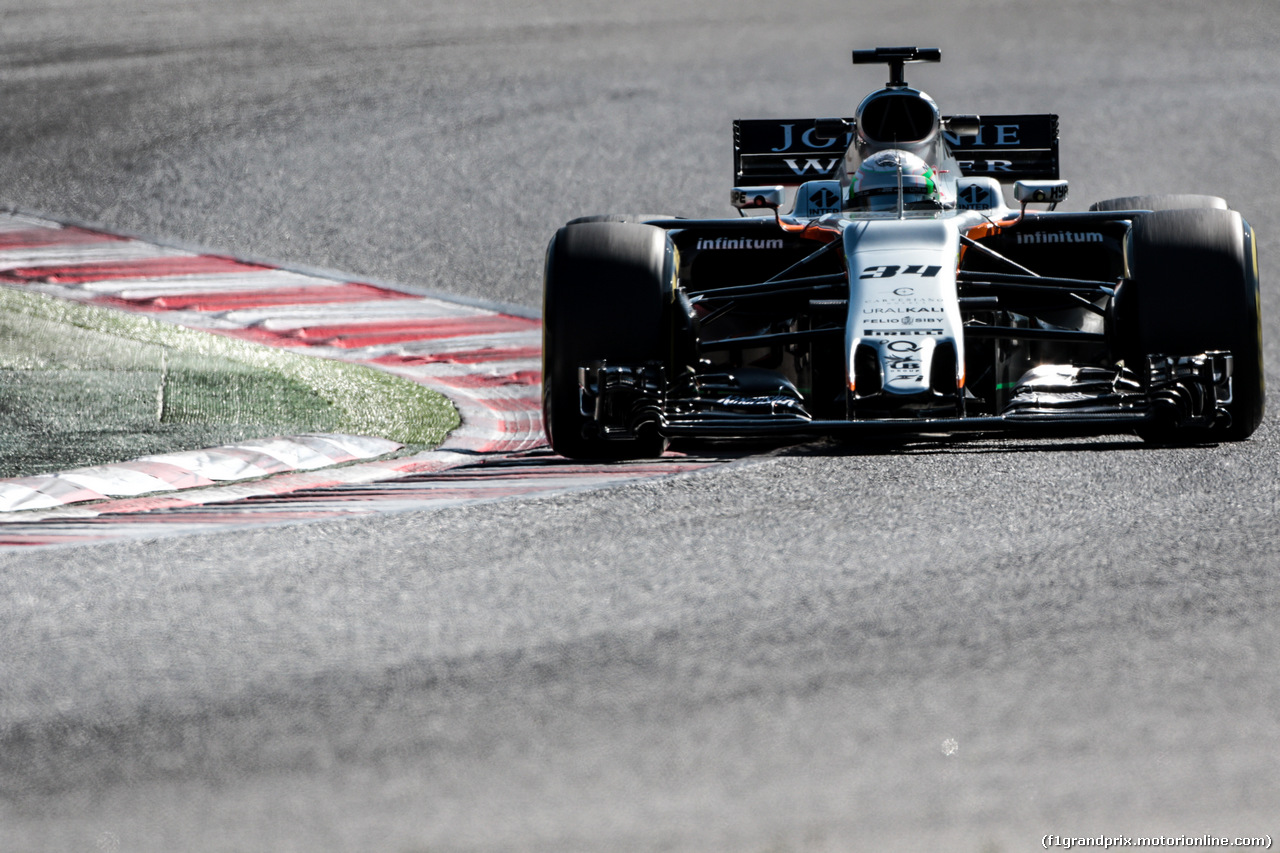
[1016,231,1104,244]
[696,237,785,250]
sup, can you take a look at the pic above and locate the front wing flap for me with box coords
[577,352,1234,441]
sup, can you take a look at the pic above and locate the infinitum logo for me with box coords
[1015,231,1104,244]
[696,237,785,250]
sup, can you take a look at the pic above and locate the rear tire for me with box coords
[542,222,675,459]
[565,214,681,225]
[1117,208,1264,441]
[1090,194,1227,212]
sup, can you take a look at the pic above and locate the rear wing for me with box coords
[733,114,1059,186]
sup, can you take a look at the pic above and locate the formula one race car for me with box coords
[542,46,1264,458]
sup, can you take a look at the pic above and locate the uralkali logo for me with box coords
[696,237,785,250]
[1015,231,1104,245]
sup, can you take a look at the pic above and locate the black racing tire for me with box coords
[1089,194,1227,212]
[542,222,675,459]
[1116,207,1264,441]
[565,214,681,225]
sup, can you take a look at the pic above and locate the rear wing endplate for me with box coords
[733,114,1059,186]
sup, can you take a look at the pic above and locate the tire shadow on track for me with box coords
[758,434,1159,459]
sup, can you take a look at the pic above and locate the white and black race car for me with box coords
[542,46,1263,458]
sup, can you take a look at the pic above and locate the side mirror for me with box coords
[1013,180,1069,206]
[731,186,785,211]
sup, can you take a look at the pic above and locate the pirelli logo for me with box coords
[863,329,945,336]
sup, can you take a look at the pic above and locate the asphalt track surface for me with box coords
[1,2,1279,851]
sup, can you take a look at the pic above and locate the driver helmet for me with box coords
[848,149,941,212]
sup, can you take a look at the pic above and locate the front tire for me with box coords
[1117,208,1264,441]
[542,222,675,459]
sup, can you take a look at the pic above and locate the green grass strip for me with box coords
[0,286,459,478]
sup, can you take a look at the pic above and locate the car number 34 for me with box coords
[860,264,943,279]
